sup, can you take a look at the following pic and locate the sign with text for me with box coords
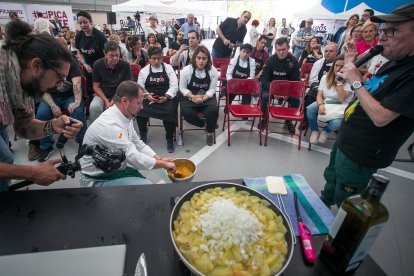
[0,2,27,26]
[25,4,74,30]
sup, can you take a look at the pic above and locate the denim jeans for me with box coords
[36,96,87,150]
[306,102,342,133]
[80,175,152,187]
[293,46,303,61]
[211,48,231,58]
[0,127,14,191]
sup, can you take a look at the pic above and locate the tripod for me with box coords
[135,21,146,44]
[394,141,414,163]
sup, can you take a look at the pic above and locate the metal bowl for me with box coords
[170,182,294,275]
[166,158,196,183]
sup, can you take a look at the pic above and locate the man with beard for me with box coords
[80,81,176,187]
[212,11,251,58]
[0,20,83,190]
[170,30,200,68]
[259,37,300,132]
[251,35,270,80]
[168,31,184,57]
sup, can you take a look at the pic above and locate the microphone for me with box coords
[336,45,384,81]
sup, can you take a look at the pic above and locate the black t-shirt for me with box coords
[169,41,181,52]
[49,56,82,98]
[337,56,414,168]
[213,17,247,57]
[75,27,107,66]
[92,58,132,98]
[261,53,300,90]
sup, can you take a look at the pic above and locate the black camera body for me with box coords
[134,11,143,22]
[85,144,126,173]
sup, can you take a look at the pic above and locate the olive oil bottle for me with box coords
[319,174,389,274]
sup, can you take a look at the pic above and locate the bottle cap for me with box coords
[368,174,389,196]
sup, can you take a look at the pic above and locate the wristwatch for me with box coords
[351,81,364,91]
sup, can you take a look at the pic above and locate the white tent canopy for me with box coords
[112,0,173,14]
[294,2,384,20]
[162,0,226,16]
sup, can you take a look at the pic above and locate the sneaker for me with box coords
[284,121,296,134]
[140,131,148,144]
[318,130,329,144]
[310,131,319,144]
[28,143,41,161]
[38,147,54,162]
[205,131,214,146]
[167,139,175,153]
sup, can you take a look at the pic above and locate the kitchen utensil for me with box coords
[294,192,316,263]
[134,253,147,276]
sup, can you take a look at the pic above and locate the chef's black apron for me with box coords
[139,64,178,123]
[230,57,251,104]
[180,68,216,109]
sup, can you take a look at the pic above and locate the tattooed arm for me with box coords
[67,76,82,114]
[42,92,61,118]
[13,108,49,139]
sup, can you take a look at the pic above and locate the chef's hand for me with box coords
[147,94,159,103]
[157,96,168,104]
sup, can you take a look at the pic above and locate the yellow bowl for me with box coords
[166,158,196,183]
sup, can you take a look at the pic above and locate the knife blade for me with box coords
[134,253,147,276]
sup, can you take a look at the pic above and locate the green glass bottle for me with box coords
[319,174,389,274]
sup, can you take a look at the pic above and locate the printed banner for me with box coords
[24,4,74,30]
[0,2,27,26]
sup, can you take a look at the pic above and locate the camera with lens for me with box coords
[134,11,143,22]
[84,144,126,173]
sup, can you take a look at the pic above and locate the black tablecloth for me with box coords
[0,181,386,275]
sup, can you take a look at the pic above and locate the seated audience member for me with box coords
[67,31,78,55]
[179,45,219,146]
[170,30,200,68]
[299,37,322,64]
[251,35,270,80]
[80,81,176,187]
[225,43,256,105]
[168,31,184,57]
[126,36,149,68]
[144,33,160,50]
[137,47,179,153]
[306,55,353,144]
[108,34,128,61]
[302,43,338,129]
[91,41,132,123]
[35,54,88,161]
[355,21,378,55]
[259,37,300,133]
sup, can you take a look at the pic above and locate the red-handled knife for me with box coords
[294,192,316,263]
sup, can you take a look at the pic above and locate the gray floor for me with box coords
[6,39,414,276]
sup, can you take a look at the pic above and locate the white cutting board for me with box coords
[0,244,126,276]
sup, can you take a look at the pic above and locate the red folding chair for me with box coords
[162,56,171,64]
[217,64,228,108]
[265,80,305,149]
[223,79,262,146]
[131,64,141,81]
[212,57,230,71]
[300,62,314,88]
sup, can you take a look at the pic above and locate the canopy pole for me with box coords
[343,0,349,12]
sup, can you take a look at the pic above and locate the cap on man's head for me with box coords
[240,43,253,52]
[370,3,414,23]
[149,14,157,20]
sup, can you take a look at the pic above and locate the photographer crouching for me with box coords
[0,21,83,191]
[80,81,176,187]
